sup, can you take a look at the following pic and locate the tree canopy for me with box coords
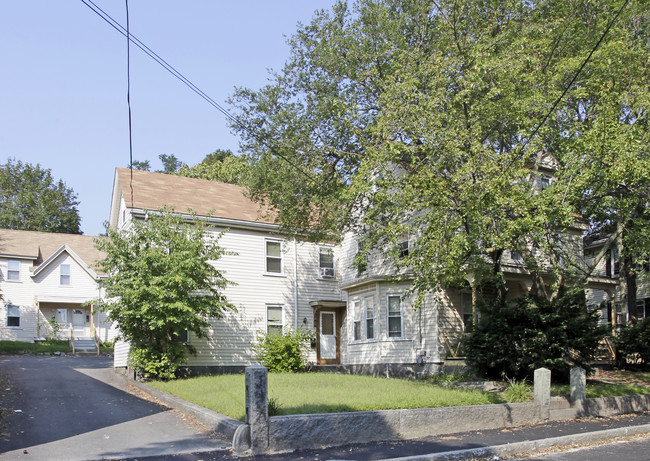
[96,211,233,379]
[0,158,81,234]
[178,149,251,185]
[230,0,648,299]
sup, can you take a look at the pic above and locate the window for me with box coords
[351,300,361,341]
[606,248,620,277]
[56,308,68,324]
[636,298,649,320]
[265,240,283,274]
[267,305,283,335]
[7,260,19,281]
[388,295,403,338]
[355,240,367,275]
[176,330,189,344]
[540,175,552,190]
[398,234,409,258]
[6,305,20,327]
[319,247,335,278]
[364,297,374,340]
[60,264,71,285]
[461,292,474,332]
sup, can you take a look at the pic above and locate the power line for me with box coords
[80,0,316,183]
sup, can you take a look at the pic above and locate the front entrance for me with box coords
[319,311,337,360]
[311,301,346,365]
[72,309,86,338]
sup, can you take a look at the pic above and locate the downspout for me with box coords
[293,237,298,330]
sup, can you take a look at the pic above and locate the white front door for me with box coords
[320,311,337,360]
[72,309,85,337]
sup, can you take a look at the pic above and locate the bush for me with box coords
[253,329,314,372]
[615,318,650,368]
[463,290,608,381]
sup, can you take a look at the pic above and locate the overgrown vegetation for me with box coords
[253,329,314,372]
[614,318,650,368]
[96,210,233,380]
[463,291,608,380]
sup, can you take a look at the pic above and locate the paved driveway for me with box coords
[0,355,228,460]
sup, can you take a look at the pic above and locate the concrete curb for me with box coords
[129,379,244,440]
[378,423,650,461]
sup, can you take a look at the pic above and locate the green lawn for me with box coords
[0,339,71,354]
[150,373,505,421]
[150,371,650,421]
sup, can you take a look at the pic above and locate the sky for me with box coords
[0,1,336,236]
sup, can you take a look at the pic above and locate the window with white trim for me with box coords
[265,240,283,274]
[319,247,335,278]
[540,175,552,191]
[56,308,68,324]
[6,305,20,327]
[398,233,409,258]
[364,297,374,339]
[461,292,474,332]
[351,300,361,341]
[388,295,403,338]
[7,260,19,281]
[267,305,283,335]
[60,264,71,286]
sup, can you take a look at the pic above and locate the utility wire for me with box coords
[80,0,316,183]
[125,0,134,207]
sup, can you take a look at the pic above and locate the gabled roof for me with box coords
[0,229,106,276]
[111,168,275,226]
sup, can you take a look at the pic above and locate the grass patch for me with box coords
[150,373,504,421]
[419,371,479,384]
[552,382,650,399]
[502,379,533,402]
[0,339,71,354]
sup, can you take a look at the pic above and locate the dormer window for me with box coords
[60,264,71,285]
[540,175,552,191]
[319,247,335,279]
[7,260,19,281]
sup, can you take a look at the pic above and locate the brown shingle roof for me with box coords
[0,229,106,275]
[115,168,275,224]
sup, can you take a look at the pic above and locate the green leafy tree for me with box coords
[96,211,233,380]
[230,0,637,300]
[130,160,151,171]
[158,154,183,174]
[463,291,608,380]
[178,149,251,185]
[0,158,81,233]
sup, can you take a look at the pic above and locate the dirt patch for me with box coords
[589,368,650,388]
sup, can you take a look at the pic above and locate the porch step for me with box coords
[72,338,97,354]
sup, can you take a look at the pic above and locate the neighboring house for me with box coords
[110,165,610,377]
[0,229,115,344]
[109,168,342,372]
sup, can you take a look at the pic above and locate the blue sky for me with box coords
[0,1,336,235]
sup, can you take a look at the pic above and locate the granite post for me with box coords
[534,367,551,420]
[245,365,269,454]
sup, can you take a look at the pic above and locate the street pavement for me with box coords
[0,355,229,460]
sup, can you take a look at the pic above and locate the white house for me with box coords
[0,229,115,346]
[110,166,617,376]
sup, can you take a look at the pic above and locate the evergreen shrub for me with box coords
[253,329,314,372]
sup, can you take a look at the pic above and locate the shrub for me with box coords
[502,378,532,402]
[615,318,650,368]
[253,329,314,372]
[463,290,608,381]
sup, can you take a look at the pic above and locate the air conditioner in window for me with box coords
[320,267,335,278]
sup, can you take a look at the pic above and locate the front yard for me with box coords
[149,370,650,422]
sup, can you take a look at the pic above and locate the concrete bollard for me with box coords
[245,365,269,454]
[570,367,586,407]
[534,368,551,420]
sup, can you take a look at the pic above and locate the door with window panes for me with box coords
[315,306,343,364]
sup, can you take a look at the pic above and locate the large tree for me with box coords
[0,158,81,234]
[96,211,233,379]
[178,149,251,184]
[230,0,639,300]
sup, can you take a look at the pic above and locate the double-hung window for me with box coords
[267,305,283,335]
[60,264,71,286]
[364,297,374,340]
[351,300,361,341]
[388,295,403,338]
[398,234,409,258]
[265,240,283,274]
[319,247,335,279]
[6,305,20,327]
[7,260,19,281]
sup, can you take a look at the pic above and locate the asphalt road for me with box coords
[513,434,650,460]
[0,354,228,460]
